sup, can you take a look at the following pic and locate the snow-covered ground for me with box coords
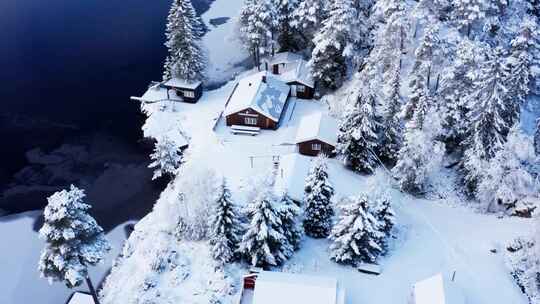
[0,211,132,304]
[134,69,534,303]
[201,0,249,86]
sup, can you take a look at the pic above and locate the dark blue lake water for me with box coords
[0,0,212,223]
[0,0,210,183]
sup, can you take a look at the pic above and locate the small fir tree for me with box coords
[148,136,184,180]
[303,155,335,238]
[238,184,287,267]
[276,191,303,257]
[209,178,243,266]
[39,185,111,304]
[163,0,206,81]
[336,92,380,173]
[329,195,385,265]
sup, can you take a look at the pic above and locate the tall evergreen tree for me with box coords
[462,47,515,192]
[303,155,335,238]
[163,0,206,81]
[329,195,385,265]
[276,191,303,258]
[272,0,299,52]
[239,0,277,67]
[238,184,287,267]
[209,178,243,266]
[438,40,478,146]
[452,0,492,36]
[379,60,403,163]
[290,0,327,49]
[336,91,380,173]
[404,24,438,120]
[393,89,445,193]
[39,185,110,304]
[309,0,362,90]
[148,136,184,180]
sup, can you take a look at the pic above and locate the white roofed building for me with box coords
[225,72,290,130]
[295,113,338,157]
[262,52,315,99]
[239,271,345,304]
[409,274,466,304]
[65,292,94,304]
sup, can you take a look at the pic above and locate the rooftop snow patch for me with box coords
[225,72,290,122]
[252,271,344,304]
[279,60,315,88]
[295,112,338,146]
[264,52,304,66]
[411,274,465,304]
[163,78,202,90]
[66,292,94,304]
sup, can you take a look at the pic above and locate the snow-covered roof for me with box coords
[252,271,342,304]
[295,112,338,146]
[264,52,304,66]
[67,292,94,304]
[225,72,290,122]
[163,78,202,90]
[279,60,315,88]
[411,274,465,304]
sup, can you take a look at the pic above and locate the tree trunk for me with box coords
[86,277,101,304]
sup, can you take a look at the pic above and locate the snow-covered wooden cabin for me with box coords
[409,274,465,304]
[239,271,345,304]
[225,72,290,130]
[295,113,338,157]
[162,78,203,103]
[262,52,315,99]
[65,292,94,304]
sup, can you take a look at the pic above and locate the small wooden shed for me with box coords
[409,274,465,304]
[295,113,338,157]
[225,72,290,130]
[162,78,203,103]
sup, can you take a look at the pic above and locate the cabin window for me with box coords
[297,85,306,93]
[245,117,258,125]
[312,143,322,151]
[183,90,195,98]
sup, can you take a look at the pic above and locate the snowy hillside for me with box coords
[100,0,540,303]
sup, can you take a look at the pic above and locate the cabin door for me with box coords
[291,85,297,97]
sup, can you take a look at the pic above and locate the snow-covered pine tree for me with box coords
[309,0,362,90]
[238,184,287,267]
[393,90,445,193]
[452,0,492,37]
[506,19,537,106]
[303,155,335,238]
[238,0,277,67]
[148,136,184,180]
[379,59,403,163]
[462,46,515,192]
[290,0,327,49]
[372,0,406,21]
[373,195,396,240]
[271,0,299,52]
[39,185,110,303]
[209,178,243,266]
[438,40,478,147]
[276,191,303,258]
[163,0,206,81]
[336,90,380,173]
[476,127,539,215]
[329,195,385,265]
[403,24,438,120]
